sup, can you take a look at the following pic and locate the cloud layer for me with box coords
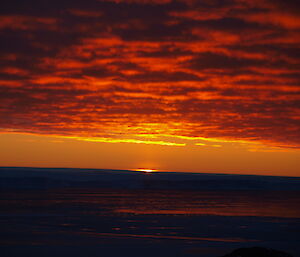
[0,0,299,147]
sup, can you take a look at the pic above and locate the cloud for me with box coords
[0,0,299,148]
[185,51,264,71]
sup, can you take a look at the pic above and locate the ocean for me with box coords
[0,167,299,257]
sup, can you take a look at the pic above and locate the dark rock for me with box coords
[220,247,293,257]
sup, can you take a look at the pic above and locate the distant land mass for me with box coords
[0,167,299,191]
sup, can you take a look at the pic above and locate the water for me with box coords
[1,188,300,257]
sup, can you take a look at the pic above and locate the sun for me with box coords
[135,168,156,173]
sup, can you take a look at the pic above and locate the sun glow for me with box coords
[135,169,157,173]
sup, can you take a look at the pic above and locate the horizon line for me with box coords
[1,166,299,178]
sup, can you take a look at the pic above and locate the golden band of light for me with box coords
[135,169,157,173]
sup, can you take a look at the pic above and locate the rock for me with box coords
[220,247,293,257]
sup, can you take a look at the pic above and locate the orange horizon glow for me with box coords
[1,133,299,177]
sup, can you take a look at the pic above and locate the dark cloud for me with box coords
[123,71,205,83]
[115,23,199,42]
[228,43,300,60]
[198,17,268,31]
[136,47,193,58]
[185,52,264,70]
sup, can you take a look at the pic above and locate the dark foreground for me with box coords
[0,168,299,257]
[221,247,293,257]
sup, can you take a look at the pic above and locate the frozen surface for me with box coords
[0,167,299,257]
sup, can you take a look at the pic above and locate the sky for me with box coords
[0,0,299,176]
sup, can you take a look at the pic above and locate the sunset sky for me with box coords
[0,0,299,176]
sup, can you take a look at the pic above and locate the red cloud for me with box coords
[0,0,299,148]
